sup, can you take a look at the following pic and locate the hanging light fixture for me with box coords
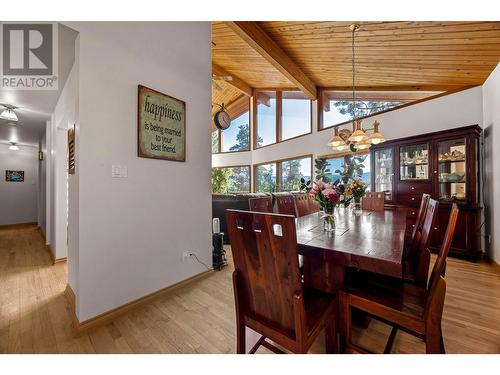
[0,105,19,122]
[327,24,385,152]
[9,142,19,151]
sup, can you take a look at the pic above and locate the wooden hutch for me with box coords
[370,124,482,259]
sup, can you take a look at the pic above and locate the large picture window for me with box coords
[281,157,312,192]
[254,155,312,193]
[255,90,311,149]
[320,90,441,130]
[255,163,277,193]
[211,166,251,194]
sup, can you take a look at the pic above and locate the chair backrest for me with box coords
[409,193,431,255]
[226,210,303,337]
[428,204,459,294]
[308,195,320,214]
[424,204,459,321]
[275,193,298,217]
[361,192,384,211]
[248,196,274,213]
[293,193,311,217]
[413,198,439,287]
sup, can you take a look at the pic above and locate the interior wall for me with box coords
[66,22,212,322]
[212,87,484,168]
[482,63,500,263]
[0,143,39,226]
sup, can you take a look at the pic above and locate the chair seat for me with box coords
[344,270,427,322]
[303,288,336,335]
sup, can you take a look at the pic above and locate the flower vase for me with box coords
[353,196,362,215]
[323,206,336,232]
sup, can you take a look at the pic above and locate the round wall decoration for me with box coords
[214,104,231,130]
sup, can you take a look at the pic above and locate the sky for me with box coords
[221,111,249,152]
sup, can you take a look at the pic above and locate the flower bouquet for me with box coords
[348,179,367,213]
[309,181,351,231]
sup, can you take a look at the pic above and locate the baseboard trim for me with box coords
[64,269,214,333]
[44,244,56,264]
[0,222,37,229]
[485,256,500,274]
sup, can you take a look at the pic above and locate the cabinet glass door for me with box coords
[438,138,467,203]
[374,148,394,201]
[400,143,429,181]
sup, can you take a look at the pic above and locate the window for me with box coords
[255,163,277,193]
[281,157,312,192]
[255,90,311,149]
[324,153,371,189]
[254,155,312,193]
[212,97,250,154]
[256,91,277,148]
[281,92,311,141]
[211,166,251,193]
[320,91,442,130]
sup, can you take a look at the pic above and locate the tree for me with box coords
[256,165,276,192]
[229,124,249,151]
[282,159,303,191]
[227,167,250,193]
[334,100,403,118]
[211,168,233,193]
[211,131,219,153]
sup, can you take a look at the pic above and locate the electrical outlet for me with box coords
[182,251,192,262]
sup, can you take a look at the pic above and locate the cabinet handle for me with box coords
[411,211,416,215]
[411,186,415,190]
[411,197,415,201]
[434,227,438,230]
[433,170,437,174]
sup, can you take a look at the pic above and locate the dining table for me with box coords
[295,208,407,294]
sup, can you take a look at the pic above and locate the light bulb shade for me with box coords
[356,139,371,150]
[9,144,19,151]
[369,131,385,145]
[328,135,345,147]
[335,144,348,151]
[348,129,367,143]
[0,109,18,122]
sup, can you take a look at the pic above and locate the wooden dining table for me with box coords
[295,209,407,294]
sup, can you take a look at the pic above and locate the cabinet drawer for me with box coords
[398,194,425,207]
[398,183,432,195]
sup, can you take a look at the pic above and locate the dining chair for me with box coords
[226,209,338,354]
[275,192,298,217]
[404,193,431,260]
[404,198,439,287]
[361,192,384,211]
[248,196,274,213]
[340,204,459,354]
[293,193,312,217]
[308,195,320,214]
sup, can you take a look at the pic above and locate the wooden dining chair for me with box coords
[340,204,459,354]
[275,193,298,217]
[226,209,338,354]
[361,192,384,211]
[248,196,274,213]
[308,195,320,214]
[293,193,312,217]
[404,193,431,260]
[404,198,439,287]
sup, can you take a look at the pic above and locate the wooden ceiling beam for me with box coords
[212,64,253,97]
[225,21,318,100]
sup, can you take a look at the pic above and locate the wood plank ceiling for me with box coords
[212,21,500,109]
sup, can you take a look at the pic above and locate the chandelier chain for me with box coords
[352,25,356,121]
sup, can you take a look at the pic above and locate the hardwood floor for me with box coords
[0,224,499,354]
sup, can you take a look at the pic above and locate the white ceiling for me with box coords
[0,23,78,146]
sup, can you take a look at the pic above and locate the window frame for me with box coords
[253,154,313,193]
[212,97,251,154]
[253,90,313,150]
[318,150,371,187]
[317,88,447,132]
[212,164,252,194]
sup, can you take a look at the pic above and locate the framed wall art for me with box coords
[5,170,24,182]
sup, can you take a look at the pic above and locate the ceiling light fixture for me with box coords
[327,24,385,152]
[9,142,19,151]
[0,104,19,122]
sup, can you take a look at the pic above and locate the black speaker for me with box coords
[212,233,227,271]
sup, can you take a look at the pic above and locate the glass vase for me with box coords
[353,196,362,215]
[322,206,336,232]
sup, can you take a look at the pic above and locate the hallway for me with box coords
[0,224,499,354]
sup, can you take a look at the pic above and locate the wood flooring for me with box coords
[0,224,499,354]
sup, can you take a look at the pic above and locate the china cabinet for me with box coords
[370,124,482,259]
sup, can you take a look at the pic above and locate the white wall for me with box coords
[66,22,212,321]
[213,87,483,168]
[0,143,39,225]
[482,63,500,263]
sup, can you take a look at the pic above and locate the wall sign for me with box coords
[137,85,186,162]
[5,170,24,182]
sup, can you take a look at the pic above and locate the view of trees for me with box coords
[211,167,250,193]
[229,124,250,151]
[281,159,305,191]
[333,99,404,118]
[211,131,219,153]
[256,164,276,192]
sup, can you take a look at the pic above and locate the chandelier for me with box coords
[328,24,385,152]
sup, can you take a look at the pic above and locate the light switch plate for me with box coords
[112,165,127,178]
